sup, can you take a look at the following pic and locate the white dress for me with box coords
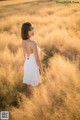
[23,45,42,86]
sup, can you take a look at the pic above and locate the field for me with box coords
[0,0,80,120]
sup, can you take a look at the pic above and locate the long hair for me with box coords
[21,22,32,40]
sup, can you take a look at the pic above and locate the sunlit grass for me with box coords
[0,0,37,7]
[0,0,80,120]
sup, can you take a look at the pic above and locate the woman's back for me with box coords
[22,40,42,86]
[22,40,35,58]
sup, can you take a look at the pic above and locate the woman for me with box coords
[21,22,43,93]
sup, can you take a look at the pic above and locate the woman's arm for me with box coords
[32,42,43,73]
[22,42,26,58]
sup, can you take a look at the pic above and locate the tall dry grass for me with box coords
[0,0,80,120]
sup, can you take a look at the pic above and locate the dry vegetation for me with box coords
[0,0,80,120]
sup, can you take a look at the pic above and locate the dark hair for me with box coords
[21,22,32,40]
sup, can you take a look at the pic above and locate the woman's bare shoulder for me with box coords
[30,40,37,47]
[22,40,26,44]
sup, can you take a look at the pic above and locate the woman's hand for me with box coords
[39,68,44,75]
[39,68,41,75]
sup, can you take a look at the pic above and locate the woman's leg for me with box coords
[27,85,33,92]
[23,84,33,97]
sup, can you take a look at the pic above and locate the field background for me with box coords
[0,0,80,120]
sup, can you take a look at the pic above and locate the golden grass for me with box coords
[0,0,38,7]
[0,0,80,120]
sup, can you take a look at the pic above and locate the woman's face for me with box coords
[28,25,35,37]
